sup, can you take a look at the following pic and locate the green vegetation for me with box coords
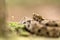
[8,22,30,37]
[8,22,24,28]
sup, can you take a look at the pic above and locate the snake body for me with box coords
[21,13,60,38]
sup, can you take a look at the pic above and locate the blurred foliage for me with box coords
[6,0,60,6]
[8,22,30,36]
[8,22,24,28]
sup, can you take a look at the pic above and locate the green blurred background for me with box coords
[6,0,60,6]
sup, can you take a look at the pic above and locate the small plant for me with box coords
[8,22,30,36]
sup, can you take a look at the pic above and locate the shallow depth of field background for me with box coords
[6,0,60,22]
[3,0,60,40]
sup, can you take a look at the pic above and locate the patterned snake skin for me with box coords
[21,13,60,38]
